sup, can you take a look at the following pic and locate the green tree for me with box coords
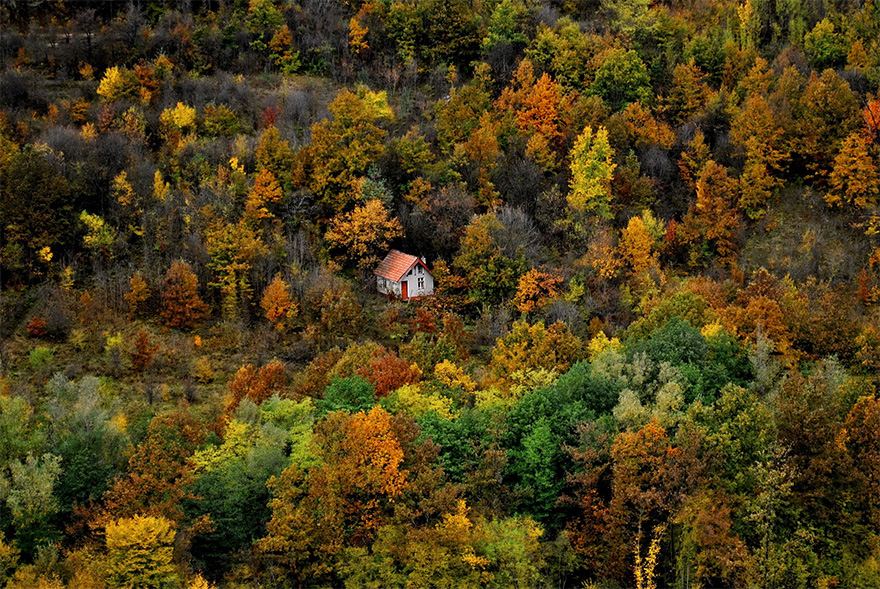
[319,376,376,416]
[803,19,847,70]
[482,0,527,50]
[0,454,62,558]
[453,213,525,305]
[590,48,652,111]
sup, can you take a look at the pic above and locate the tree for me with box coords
[678,129,711,192]
[568,126,616,219]
[844,395,880,529]
[794,70,860,179]
[682,161,742,267]
[674,493,752,587]
[254,126,294,190]
[512,269,563,314]
[489,320,584,386]
[225,360,287,416]
[101,412,205,528]
[125,274,151,319]
[358,349,422,397]
[299,87,393,212]
[261,274,297,330]
[619,215,656,274]
[105,515,179,589]
[325,200,403,271]
[244,168,283,222]
[803,19,846,70]
[318,376,376,415]
[160,261,208,330]
[482,0,528,50]
[664,63,714,125]
[96,66,138,102]
[497,60,568,170]
[131,331,159,372]
[0,454,62,558]
[454,213,525,305]
[206,220,268,320]
[0,144,73,285]
[590,48,651,111]
[731,93,789,218]
[260,406,406,583]
[825,132,879,210]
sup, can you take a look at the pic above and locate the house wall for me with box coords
[376,266,434,299]
[377,276,400,296]
[401,265,434,298]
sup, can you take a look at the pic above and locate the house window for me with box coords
[417,265,423,275]
[418,277,425,289]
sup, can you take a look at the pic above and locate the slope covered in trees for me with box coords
[1,0,879,587]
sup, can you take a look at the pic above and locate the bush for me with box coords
[28,346,54,369]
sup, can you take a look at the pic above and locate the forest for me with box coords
[0,0,879,587]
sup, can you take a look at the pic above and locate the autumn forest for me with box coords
[0,0,879,587]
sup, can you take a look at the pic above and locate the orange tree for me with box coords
[160,261,208,330]
[259,406,407,584]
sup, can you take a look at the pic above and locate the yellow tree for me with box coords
[664,63,714,125]
[254,126,294,189]
[678,129,711,192]
[569,126,616,219]
[731,94,789,218]
[619,215,656,274]
[125,274,151,319]
[96,67,138,102]
[325,200,403,271]
[299,87,393,212]
[244,168,283,222]
[825,132,879,210]
[105,515,179,589]
[206,220,269,320]
[489,320,583,387]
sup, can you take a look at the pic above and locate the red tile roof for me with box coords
[375,250,425,282]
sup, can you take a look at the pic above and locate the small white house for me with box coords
[375,250,434,301]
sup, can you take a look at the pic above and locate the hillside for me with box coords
[1,0,879,587]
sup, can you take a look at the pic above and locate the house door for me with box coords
[401,281,408,300]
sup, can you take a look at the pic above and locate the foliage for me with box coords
[105,515,179,589]
[325,200,403,271]
[160,261,207,330]
[590,49,651,111]
[300,87,393,211]
[569,126,616,219]
[96,67,138,102]
[4,1,880,584]
[490,320,584,387]
[260,274,297,330]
